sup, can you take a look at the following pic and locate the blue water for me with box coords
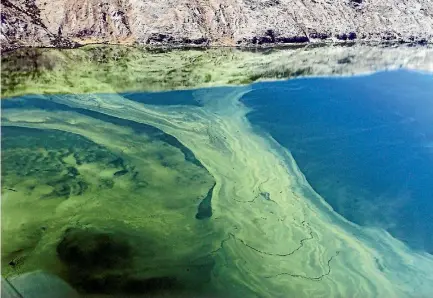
[242,70,433,253]
[122,89,201,106]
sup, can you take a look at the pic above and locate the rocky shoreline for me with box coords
[2,0,432,52]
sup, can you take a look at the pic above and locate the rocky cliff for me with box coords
[1,0,433,50]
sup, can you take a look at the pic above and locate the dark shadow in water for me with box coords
[121,90,201,107]
[196,183,216,220]
[56,227,215,295]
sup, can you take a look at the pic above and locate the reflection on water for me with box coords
[2,46,433,297]
[2,44,433,98]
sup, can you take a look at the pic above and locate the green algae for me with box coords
[1,106,217,296]
[2,44,433,297]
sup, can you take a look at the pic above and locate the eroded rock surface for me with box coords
[1,0,433,50]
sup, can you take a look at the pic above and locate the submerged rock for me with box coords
[4,272,79,298]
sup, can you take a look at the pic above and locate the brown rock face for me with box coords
[1,0,433,50]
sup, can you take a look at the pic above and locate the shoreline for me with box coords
[2,39,432,56]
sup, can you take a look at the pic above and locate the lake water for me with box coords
[242,70,433,254]
[2,68,433,297]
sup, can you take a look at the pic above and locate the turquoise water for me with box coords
[242,70,433,254]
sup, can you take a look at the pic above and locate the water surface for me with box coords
[2,69,433,297]
[243,70,433,253]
